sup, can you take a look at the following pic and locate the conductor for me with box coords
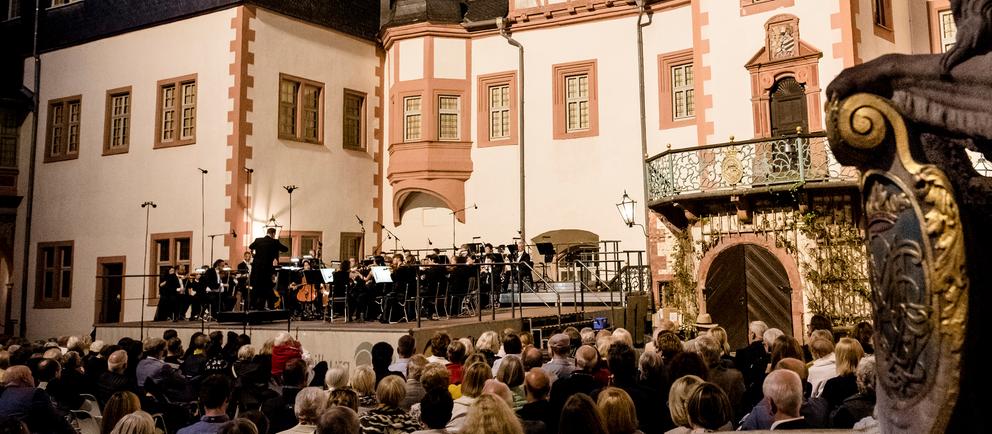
[249,227,289,309]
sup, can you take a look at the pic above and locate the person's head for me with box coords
[108,349,128,373]
[461,361,493,398]
[559,393,608,434]
[316,407,360,434]
[695,334,723,369]
[810,336,835,360]
[502,333,522,355]
[328,387,359,412]
[406,354,428,381]
[266,227,277,237]
[575,345,599,371]
[375,375,406,408]
[108,410,155,434]
[769,335,803,368]
[464,353,488,370]
[655,331,684,361]
[612,328,633,348]
[748,321,769,344]
[686,382,733,431]
[237,345,256,362]
[351,365,376,396]
[295,387,328,424]
[523,368,550,402]
[200,374,232,411]
[763,369,803,419]
[835,337,865,376]
[2,365,30,388]
[856,355,877,395]
[597,387,639,434]
[397,333,415,358]
[239,411,268,434]
[808,314,833,337]
[810,328,833,344]
[495,355,524,388]
[522,347,543,370]
[518,332,533,349]
[580,328,597,346]
[218,419,258,434]
[668,375,704,427]
[102,391,142,434]
[447,340,467,365]
[707,327,731,355]
[419,388,454,429]
[243,251,252,262]
[213,259,225,269]
[853,321,874,350]
[142,337,167,358]
[476,331,500,354]
[167,337,183,356]
[638,350,666,386]
[669,351,708,381]
[421,362,451,392]
[607,341,637,384]
[481,379,514,407]
[774,357,808,382]
[36,358,61,382]
[371,342,394,371]
[430,332,451,357]
[548,333,570,357]
[762,328,784,351]
[284,358,308,387]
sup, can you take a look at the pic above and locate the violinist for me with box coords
[203,259,229,317]
[481,243,502,309]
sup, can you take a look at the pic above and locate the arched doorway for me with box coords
[703,243,792,349]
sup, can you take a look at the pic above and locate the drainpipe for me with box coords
[497,18,526,246]
[635,0,657,313]
[18,0,42,337]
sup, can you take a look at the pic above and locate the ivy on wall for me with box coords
[666,228,699,335]
[798,210,872,325]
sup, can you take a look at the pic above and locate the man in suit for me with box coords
[236,251,252,310]
[249,228,288,309]
[155,266,180,321]
[135,338,190,403]
[736,320,771,410]
[510,240,533,292]
[202,259,228,316]
[766,369,809,430]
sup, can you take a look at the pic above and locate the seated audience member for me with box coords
[685,383,733,432]
[763,370,807,430]
[35,357,60,390]
[279,386,326,434]
[559,394,608,434]
[271,333,304,379]
[807,336,836,398]
[803,315,834,362]
[734,321,769,409]
[351,365,379,413]
[830,355,876,429]
[164,337,184,365]
[654,331,684,367]
[389,334,416,376]
[668,352,708,382]
[462,394,524,434]
[317,407,361,434]
[101,391,142,434]
[48,351,90,410]
[549,345,599,420]
[360,375,421,434]
[218,418,259,434]
[401,355,429,410]
[820,338,865,409]
[597,387,640,434]
[739,358,828,430]
[762,328,785,355]
[325,365,350,391]
[517,368,554,431]
[447,341,468,385]
[240,410,269,434]
[542,334,575,380]
[181,335,209,379]
[0,365,75,434]
[666,375,704,434]
[97,350,136,406]
[637,351,674,431]
[135,337,190,402]
[521,347,544,375]
[491,333,522,377]
[448,362,492,431]
[696,335,745,420]
[604,341,661,434]
[707,327,734,365]
[372,342,398,385]
[412,388,454,434]
[480,379,515,410]
[852,321,874,355]
[262,358,310,432]
[495,356,526,410]
[427,333,452,365]
[768,335,803,374]
[178,374,233,434]
[410,362,452,420]
[109,410,156,434]
[475,331,501,368]
[329,388,360,413]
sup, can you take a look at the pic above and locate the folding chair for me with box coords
[71,410,101,434]
[432,279,450,319]
[79,393,102,417]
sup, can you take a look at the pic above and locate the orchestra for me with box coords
[153,237,538,324]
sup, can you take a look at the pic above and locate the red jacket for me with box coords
[271,343,303,378]
[447,363,464,385]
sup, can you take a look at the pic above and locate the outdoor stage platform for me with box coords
[93,303,648,369]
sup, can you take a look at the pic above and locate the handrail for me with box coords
[644,132,825,163]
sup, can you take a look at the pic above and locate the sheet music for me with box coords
[371,266,393,283]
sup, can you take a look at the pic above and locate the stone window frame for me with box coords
[437,94,461,141]
[658,49,695,129]
[872,0,895,42]
[35,240,74,309]
[342,88,367,150]
[154,74,197,149]
[927,1,955,53]
[45,95,82,163]
[278,73,325,145]
[103,86,131,156]
[477,71,518,147]
[552,59,599,140]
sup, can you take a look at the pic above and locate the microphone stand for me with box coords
[450,204,478,249]
[376,222,401,253]
[357,215,366,259]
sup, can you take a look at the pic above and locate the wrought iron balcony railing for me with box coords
[646,133,858,204]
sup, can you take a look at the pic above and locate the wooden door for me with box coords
[705,245,748,347]
[97,262,124,323]
[770,77,808,136]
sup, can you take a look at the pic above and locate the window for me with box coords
[739,0,794,16]
[156,74,197,148]
[278,74,324,144]
[0,109,17,167]
[403,96,422,141]
[6,0,19,19]
[552,60,598,140]
[278,231,322,259]
[671,64,695,120]
[35,241,73,308]
[343,89,366,150]
[340,232,363,262]
[45,96,81,163]
[478,71,518,147]
[104,87,131,155]
[49,0,80,8]
[872,0,894,42]
[438,95,460,140]
[938,9,956,52]
[149,233,191,302]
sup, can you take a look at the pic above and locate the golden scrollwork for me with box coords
[827,93,903,151]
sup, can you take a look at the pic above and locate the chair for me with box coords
[79,393,101,417]
[71,410,101,434]
[432,279,450,319]
[326,280,349,323]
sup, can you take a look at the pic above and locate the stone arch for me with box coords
[391,178,465,226]
[696,233,804,338]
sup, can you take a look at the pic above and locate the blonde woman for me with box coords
[707,327,732,360]
[597,387,641,434]
[495,356,526,410]
[666,375,704,434]
[476,331,501,367]
[325,366,350,391]
[109,411,155,434]
[448,362,493,430]
[351,365,378,414]
[461,394,524,434]
[359,375,421,433]
[820,337,865,407]
[612,328,634,348]
[102,391,142,434]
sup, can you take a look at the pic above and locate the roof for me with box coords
[383,0,507,29]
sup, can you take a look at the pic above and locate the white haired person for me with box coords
[277,386,327,434]
[764,369,807,430]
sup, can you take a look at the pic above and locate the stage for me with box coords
[93,303,647,369]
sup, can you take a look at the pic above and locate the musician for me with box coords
[510,240,534,292]
[155,266,181,321]
[202,259,229,316]
[249,227,289,309]
[289,260,320,319]
[347,257,373,321]
[432,248,450,265]
[481,244,502,309]
[182,266,202,319]
[236,252,251,309]
[173,265,193,320]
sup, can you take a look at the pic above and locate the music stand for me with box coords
[319,268,335,283]
[371,266,393,283]
[536,242,555,262]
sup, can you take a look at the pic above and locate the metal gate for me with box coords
[704,244,792,349]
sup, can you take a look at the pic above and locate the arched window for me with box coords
[769,77,808,137]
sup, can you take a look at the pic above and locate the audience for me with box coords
[686,383,733,432]
[109,410,156,434]
[542,334,575,381]
[389,334,416,375]
[317,407,360,434]
[101,391,142,434]
[402,355,429,410]
[495,356,526,410]
[178,374,232,434]
[447,340,468,385]
[0,365,75,434]
[666,375,703,434]
[819,338,864,409]
[830,355,876,429]
[491,334,522,377]
[263,358,310,432]
[807,335,836,397]
[518,368,554,431]
[360,375,421,433]
[280,386,326,433]
[462,394,523,434]
[412,388,453,434]
[351,365,379,413]
[763,370,807,430]
[596,387,640,434]
[448,361,492,430]
[559,394,608,434]
[696,334,744,420]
